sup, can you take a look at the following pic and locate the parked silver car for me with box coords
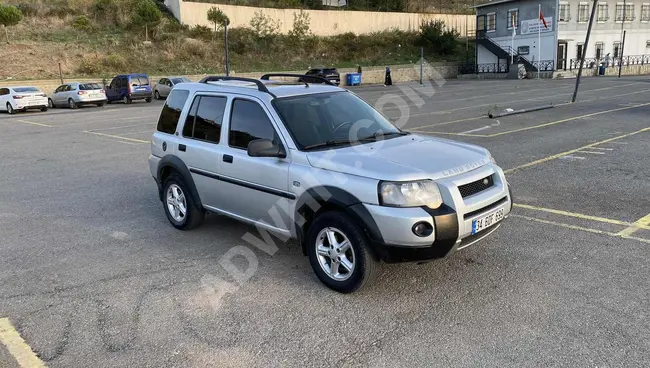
[153,77,191,100]
[48,82,107,109]
[149,74,513,293]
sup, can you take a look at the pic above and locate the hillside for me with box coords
[0,0,474,81]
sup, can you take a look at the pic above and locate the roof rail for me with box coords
[198,76,273,95]
[260,73,336,86]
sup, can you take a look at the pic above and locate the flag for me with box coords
[539,9,548,28]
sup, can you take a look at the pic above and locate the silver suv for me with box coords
[149,75,513,293]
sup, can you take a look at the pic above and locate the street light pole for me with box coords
[571,0,598,103]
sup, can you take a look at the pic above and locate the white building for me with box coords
[474,0,650,72]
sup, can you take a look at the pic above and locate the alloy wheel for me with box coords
[315,227,355,281]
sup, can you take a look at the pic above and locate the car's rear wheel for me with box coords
[6,103,15,115]
[123,96,132,104]
[307,211,378,293]
[68,98,77,109]
[145,97,152,103]
[96,102,105,107]
[40,107,48,112]
[48,99,54,108]
[154,91,161,100]
[162,174,204,230]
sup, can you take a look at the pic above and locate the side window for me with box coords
[68,85,76,91]
[120,78,128,89]
[0,88,7,96]
[54,85,65,93]
[182,96,226,143]
[156,89,190,135]
[228,99,278,150]
[158,78,166,84]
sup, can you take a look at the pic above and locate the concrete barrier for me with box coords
[1,63,460,94]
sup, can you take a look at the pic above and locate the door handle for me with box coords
[178,144,186,152]
[223,154,233,163]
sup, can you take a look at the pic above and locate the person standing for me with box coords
[384,66,392,86]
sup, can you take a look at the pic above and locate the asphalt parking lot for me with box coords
[0,75,649,367]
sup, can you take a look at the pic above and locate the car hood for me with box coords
[305,134,491,181]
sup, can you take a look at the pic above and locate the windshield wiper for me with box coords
[358,131,410,141]
[303,140,352,150]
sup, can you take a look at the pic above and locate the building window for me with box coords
[507,9,519,29]
[595,42,604,59]
[642,4,650,22]
[578,3,590,23]
[577,44,584,59]
[616,3,635,21]
[486,12,496,32]
[559,3,571,22]
[613,42,621,58]
[597,3,609,21]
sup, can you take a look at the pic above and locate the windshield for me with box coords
[172,77,190,84]
[79,83,102,90]
[13,87,40,93]
[273,92,403,150]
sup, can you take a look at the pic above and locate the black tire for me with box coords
[162,174,204,230]
[40,107,48,112]
[145,97,152,103]
[7,103,15,115]
[68,98,77,109]
[96,102,105,107]
[107,99,112,104]
[48,99,55,108]
[307,211,378,293]
[123,96,132,104]
[154,91,161,100]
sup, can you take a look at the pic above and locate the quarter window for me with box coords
[156,89,190,135]
[182,96,226,144]
[229,99,277,150]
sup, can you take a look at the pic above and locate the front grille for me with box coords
[458,175,494,198]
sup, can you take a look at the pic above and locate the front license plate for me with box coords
[471,207,505,235]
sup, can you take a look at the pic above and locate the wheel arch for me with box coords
[295,186,384,258]
[157,155,203,209]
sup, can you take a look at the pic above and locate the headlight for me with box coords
[379,180,443,209]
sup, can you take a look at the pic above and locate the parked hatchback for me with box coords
[105,74,153,104]
[154,76,191,100]
[48,82,107,109]
[149,75,513,293]
[0,86,48,114]
[304,66,340,85]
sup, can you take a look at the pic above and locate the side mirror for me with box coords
[247,139,286,158]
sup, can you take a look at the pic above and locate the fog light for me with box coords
[412,221,433,237]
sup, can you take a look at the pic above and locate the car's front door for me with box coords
[216,98,292,231]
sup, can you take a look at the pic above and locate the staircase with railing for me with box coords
[475,31,538,73]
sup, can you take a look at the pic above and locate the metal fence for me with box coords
[531,60,555,71]
[569,55,650,70]
[458,62,509,74]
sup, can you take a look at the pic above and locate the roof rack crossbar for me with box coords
[260,73,336,86]
[198,76,274,95]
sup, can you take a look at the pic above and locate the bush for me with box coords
[249,11,280,39]
[188,25,213,41]
[131,0,162,28]
[418,20,459,55]
[91,0,118,24]
[77,56,102,75]
[72,15,93,31]
[101,53,127,70]
[45,0,80,18]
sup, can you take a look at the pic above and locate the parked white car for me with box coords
[0,86,48,114]
[48,82,107,109]
[153,77,191,100]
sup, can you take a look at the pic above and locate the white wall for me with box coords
[561,29,650,60]
[477,45,500,65]
[490,32,558,62]
[164,0,182,21]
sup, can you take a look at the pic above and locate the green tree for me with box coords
[206,6,230,41]
[288,10,311,40]
[249,10,280,39]
[131,0,162,41]
[0,4,23,44]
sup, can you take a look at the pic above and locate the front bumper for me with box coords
[361,164,513,263]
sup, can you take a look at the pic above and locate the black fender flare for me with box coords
[156,155,203,208]
[294,186,384,257]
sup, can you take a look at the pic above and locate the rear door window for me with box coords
[182,95,227,144]
[156,89,190,135]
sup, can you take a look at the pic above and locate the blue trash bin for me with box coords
[347,73,361,86]
[599,65,606,76]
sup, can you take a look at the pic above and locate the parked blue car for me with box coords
[105,74,153,104]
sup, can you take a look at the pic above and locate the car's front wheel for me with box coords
[307,211,378,293]
[48,99,55,108]
[162,174,204,230]
[154,91,161,100]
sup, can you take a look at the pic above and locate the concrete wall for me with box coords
[168,0,475,36]
[0,63,461,94]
